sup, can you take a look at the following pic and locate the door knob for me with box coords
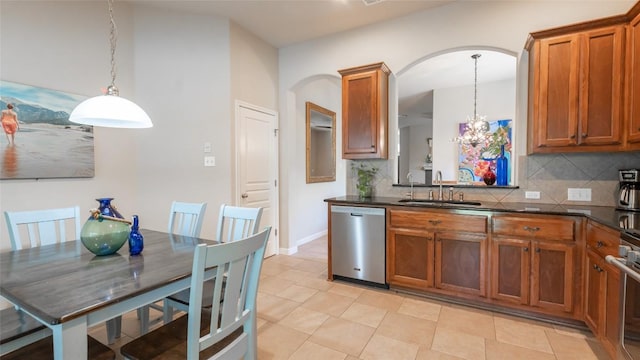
[241,193,248,199]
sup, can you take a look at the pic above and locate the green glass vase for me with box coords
[81,198,129,256]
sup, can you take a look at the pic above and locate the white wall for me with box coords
[0,1,139,250]
[433,79,516,181]
[0,2,279,247]
[279,0,633,198]
[406,123,432,184]
[283,76,344,252]
[130,5,233,239]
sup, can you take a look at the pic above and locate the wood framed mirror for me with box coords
[306,101,336,183]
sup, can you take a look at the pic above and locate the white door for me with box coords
[236,101,279,257]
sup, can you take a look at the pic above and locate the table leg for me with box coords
[51,317,87,360]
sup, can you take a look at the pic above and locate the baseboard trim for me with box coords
[278,230,327,256]
[279,246,298,255]
[297,230,327,247]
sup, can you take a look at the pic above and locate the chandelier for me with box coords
[69,0,152,128]
[454,54,489,147]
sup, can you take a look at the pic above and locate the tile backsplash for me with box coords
[348,152,640,207]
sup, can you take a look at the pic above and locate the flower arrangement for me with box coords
[352,163,378,198]
[482,124,511,159]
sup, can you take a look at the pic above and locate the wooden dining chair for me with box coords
[135,201,208,334]
[1,207,116,358]
[120,227,271,360]
[162,204,263,324]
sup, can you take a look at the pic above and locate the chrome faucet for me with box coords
[436,170,443,200]
[406,172,414,200]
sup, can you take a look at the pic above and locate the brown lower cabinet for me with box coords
[490,237,576,315]
[386,208,488,299]
[585,221,621,360]
[387,209,583,320]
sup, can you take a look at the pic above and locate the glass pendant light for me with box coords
[453,54,489,147]
[69,0,152,128]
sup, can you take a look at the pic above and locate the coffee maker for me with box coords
[618,169,640,212]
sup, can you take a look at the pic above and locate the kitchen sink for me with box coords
[398,199,482,206]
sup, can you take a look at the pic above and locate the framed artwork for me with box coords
[458,119,512,184]
[0,80,94,179]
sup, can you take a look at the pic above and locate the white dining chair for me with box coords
[167,201,208,237]
[119,227,271,360]
[4,206,81,250]
[2,207,117,356]
[162,204,263,323]
[135,201,208,334]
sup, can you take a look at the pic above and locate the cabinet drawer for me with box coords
[389,209,487,233]
[586,221,620,257]
[492,215,575,241]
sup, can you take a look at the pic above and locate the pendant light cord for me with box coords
[472,53,480,117]
[107,0,119,96]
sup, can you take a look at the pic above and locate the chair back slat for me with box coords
[168,201,207,237]
[4,207,81,250]
[186,227,271,359]
[216,204,263,243]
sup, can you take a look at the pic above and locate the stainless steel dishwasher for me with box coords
[331,205,387,287]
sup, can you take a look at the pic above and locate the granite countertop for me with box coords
[325,196,637,233]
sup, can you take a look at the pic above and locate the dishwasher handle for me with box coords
[331,205,385,217]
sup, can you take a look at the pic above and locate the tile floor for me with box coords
[90,236,609,359]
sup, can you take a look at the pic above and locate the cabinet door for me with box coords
[342,70,379,157]
[602,261,621,359]
[584,249,606,335]
[579,26,624,146]
[340,63,389,159]
[434,232,487,297]
[387,229,433,290]
[628,12,640,144]
[490,237,530,306]
[537,34,580,147]
[531,241,575,314]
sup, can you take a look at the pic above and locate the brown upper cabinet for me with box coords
[628,8,640,147]
[338,62,390,159]
[526,1,640,153]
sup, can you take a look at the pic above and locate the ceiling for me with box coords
[133,0,454,48]
[399,50,517,122]
[128,0,515,120]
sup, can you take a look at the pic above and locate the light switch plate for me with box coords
[204,156,215,167]
[568,188,591,201]
[525,191,540,199]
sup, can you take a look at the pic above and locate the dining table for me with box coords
[0,229,218,359]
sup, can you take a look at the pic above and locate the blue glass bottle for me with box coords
[128,215,144,256]
[496,145,508,186]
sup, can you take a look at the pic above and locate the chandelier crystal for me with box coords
[454,54,489,147]
[69,0,152,128]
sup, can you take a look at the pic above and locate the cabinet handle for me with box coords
[593,264,599,270]
[523,226,540,232]
[582,133,588,138]
[570,134,576,139]
[523,247,529,252]
[535,247,541,253]
[371,145,375,148]
[596,241,604,248]
[429,220,442,226]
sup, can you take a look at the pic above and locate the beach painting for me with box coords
[0,80,94,179]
